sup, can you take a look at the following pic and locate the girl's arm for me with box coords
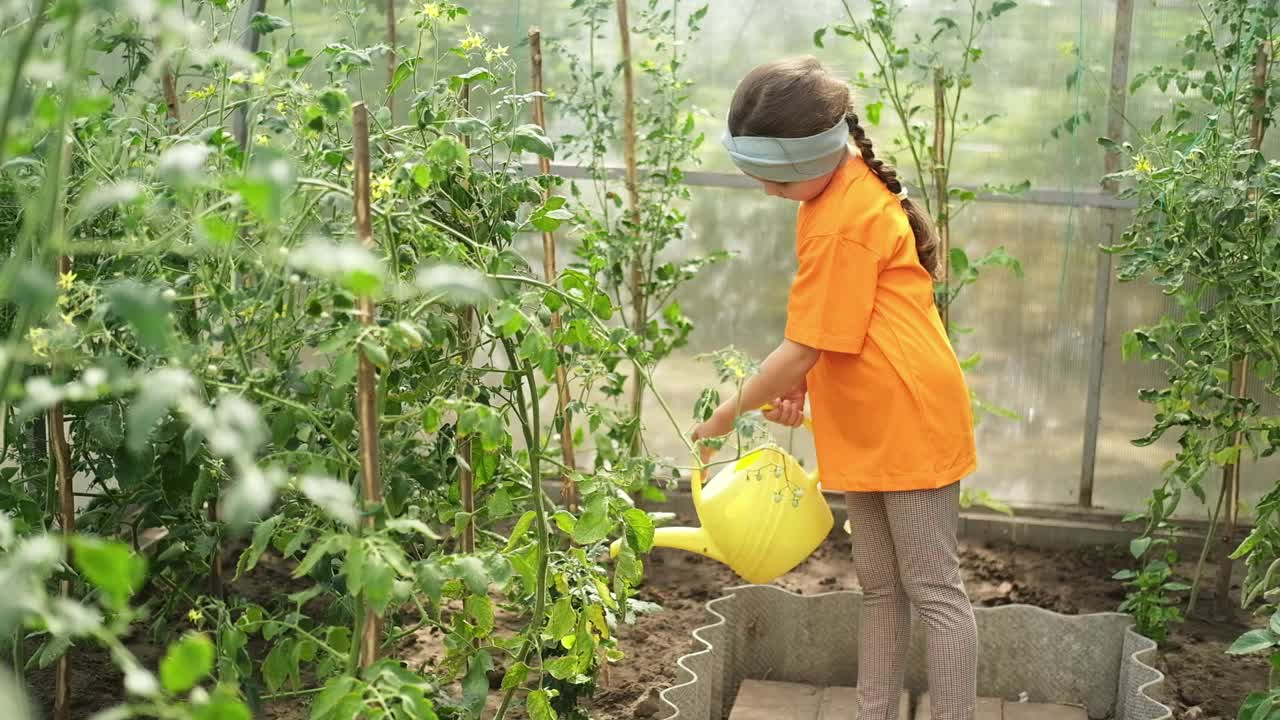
[693,339,820,446]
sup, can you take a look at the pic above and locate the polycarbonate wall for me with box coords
[270,0,1278,515]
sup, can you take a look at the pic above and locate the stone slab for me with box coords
[729,680,908,720]
[914,694,1088,720]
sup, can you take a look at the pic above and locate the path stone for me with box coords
[914,693,1087,719]
[729,680,908,719]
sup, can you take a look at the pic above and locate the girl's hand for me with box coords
[763,383,807,428]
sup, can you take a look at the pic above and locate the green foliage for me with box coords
[1111,0,1280,702]
[1113,544,1189,644]
[0,1,698,718]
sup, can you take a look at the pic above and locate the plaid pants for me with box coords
[846,483,977,720]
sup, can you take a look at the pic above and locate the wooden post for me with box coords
[162,64,181,129]
[1214,40,1270,616]
[529,27,580,511]
[385,0,396,118]
[1079,0,1135,509]
[49,255,74,720]
[616,0,645,453]
[233,0,267,150]
[932,68,949,330]
[352,102,384,667]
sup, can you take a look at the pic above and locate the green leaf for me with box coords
[1228,629,1279,656]
[505,511,536,551]
[526,689,557,720]
[309,677,357,720]
[262,640,295,692]
[865,101,883,126]
[109,281,174,351]
[501,662,529,691]
[299,475,359,527]
[465,594,495,637]
[1129,536,1153,559]
[126,368,193,454]
[511,124,555,159]
[461,651,493,711]
[293,534,345,577]
[231,149,296,224]
[237,514,283,578]
[160,633,215,693]
[544,655,579,680]
[622,509,655,553]
[249,12,290,33]
[1268,610,1280,637]
[389,58,418,95]
[546,598,576,641]
[192,689,252,720]
[453,556,490,594]
[991,0,1016,17]
[85,404,125,448]
[71,537,147,608]
[812,27,827,48]
[573,496,610,545]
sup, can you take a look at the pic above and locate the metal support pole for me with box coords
[1079,0,1135,508]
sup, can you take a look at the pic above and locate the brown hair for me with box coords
[728,56,941,278]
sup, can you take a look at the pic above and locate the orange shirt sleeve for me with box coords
[783,232,883,355]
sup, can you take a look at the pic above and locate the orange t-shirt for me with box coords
[784,154,977,493]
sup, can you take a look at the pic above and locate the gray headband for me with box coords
[721,115,850,183]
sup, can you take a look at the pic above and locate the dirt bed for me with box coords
[27,527,1266,720]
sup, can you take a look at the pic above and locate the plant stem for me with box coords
[491,340,550,720]
[0,0,52,170]
[1188,469,1228,617]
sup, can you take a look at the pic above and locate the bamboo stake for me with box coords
[1214,40,1271,618]
[932,67,950,331]
[529,27,579,512]
[49,254,73,720]
[385,0,397,118]
[616,0,645,454]
[352,102,384,668]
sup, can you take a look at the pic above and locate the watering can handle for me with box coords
[692,403,817,508]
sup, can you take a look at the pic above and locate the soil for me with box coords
[24,523,1267,720]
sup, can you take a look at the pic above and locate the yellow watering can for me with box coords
[610,409,834,584]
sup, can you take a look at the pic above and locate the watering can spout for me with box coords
[608,526,727,565]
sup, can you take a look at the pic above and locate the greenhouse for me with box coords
[1,0,1278,718]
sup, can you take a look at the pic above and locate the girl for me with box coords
[691,57,979,720]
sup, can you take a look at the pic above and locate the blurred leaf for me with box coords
[160,633,215,693]
[865,101,883,126]
[236,514,282,578]
[71,537,147,608]
[461,651,493,711]
[126,369,193,454]
[157,143,211,189]
[249,12,290,34]
[415,265,493,305]
[108,281,173,351]
[510,124,555,159]
[298,474,358,525]
[1129,536,1153,559]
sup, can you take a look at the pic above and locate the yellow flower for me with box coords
[484,44,508,63]
[228,71,249,85]
[256,134,270,146]
[60,313,75,327]
[1134,155,1153,174]
[459,28,485,52]
[251,70,267,86]
[186,84,217,102]
[26,328,49,357]
[419,1,443,19]
[276,100,288,114]
[371,175,394,201]
[187,609,204,624]
[57,271,76,290]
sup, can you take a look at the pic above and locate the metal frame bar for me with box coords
[1079,0,1136,508]
[527,162,1137,209]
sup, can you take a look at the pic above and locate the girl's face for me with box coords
[747,149,849,202]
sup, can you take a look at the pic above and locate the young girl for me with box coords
[691,57,979,720]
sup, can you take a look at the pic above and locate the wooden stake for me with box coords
[932,67,950,331]
[352,102,384,667]
[529,27,579,511]
[161,63,181,129]
[1214,40,1270,617]
[616,0,646,454]
[385,0,397,118]
[49,257,73,720]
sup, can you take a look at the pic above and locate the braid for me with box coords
[846,113,941,279]
[846,113,904,195]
